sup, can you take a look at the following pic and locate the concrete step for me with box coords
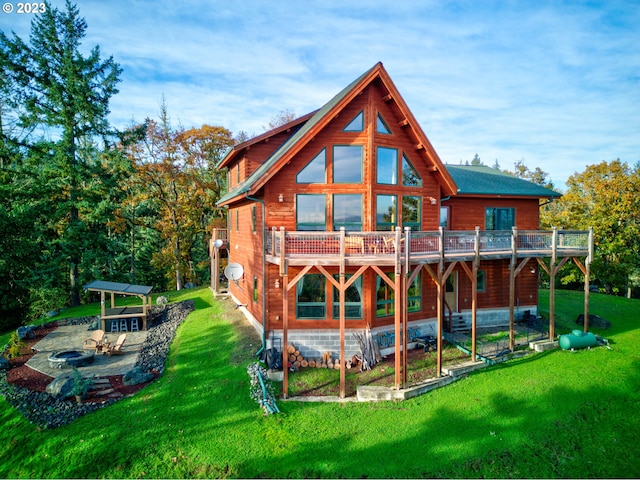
[442,360,486,378]
[529,339,558,352]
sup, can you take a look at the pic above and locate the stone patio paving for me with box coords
[27,324,148,378]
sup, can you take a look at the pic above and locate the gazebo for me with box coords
[83,280,153,332]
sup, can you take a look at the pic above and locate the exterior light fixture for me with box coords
[278,194,284,203]
[275,278,280,288]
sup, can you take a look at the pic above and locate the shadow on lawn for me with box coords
[235,369,640,479]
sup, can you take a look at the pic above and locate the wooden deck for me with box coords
[261,227,591,270]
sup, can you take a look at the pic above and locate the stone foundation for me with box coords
[259,306,538,360]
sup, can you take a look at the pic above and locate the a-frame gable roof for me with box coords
[218,62,457,205]
[218,109,317,170]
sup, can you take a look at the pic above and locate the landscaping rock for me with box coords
[0,300,195,429]
[156,295,168,305]
[123,366,154,386]
[45,373,75,398]
[576,314,611,330]
[17,325,35,340]
[0,357,10,370]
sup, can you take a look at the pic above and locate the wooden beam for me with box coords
[339,271,346,398]
[383,93,393,102]
[459,261,478,361]
[286,264,314,291]
[398,119,409,127]
[394,268,402,390]
[282,274,289,399]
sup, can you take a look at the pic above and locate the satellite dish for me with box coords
[213,239,224,248]
[224,263,244,281]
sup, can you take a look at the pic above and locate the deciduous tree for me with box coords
[123,105,233,290]
[546,160,640,296]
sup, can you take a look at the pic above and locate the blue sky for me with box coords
[1,0,638,189]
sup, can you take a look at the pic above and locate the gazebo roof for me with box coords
[83,280,153,296]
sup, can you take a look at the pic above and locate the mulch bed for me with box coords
[5,322,151,402]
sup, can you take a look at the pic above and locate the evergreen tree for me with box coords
[0,1,121,306]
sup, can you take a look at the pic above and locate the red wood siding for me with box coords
[444,197,541,230]
[224,74,542,332]
[227,200,264,322]
[261,81,443,232]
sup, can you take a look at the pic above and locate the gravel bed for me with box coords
[0,300,194,429]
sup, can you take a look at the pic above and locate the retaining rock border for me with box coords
[0,300,194,429]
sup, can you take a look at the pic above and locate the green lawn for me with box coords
[1,288,639,478]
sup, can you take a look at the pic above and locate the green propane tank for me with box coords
[559,331,597,350]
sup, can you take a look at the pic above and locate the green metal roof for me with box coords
[446,165,561,198]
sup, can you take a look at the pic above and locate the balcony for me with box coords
[213,227,592,268]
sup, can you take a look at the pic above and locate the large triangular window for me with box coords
[297,148,326,183]
[402,154,422,187]
[377,113,391,134]
[343,111,364,132]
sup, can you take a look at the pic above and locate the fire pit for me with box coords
[48,350,95,369]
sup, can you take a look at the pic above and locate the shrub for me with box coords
[4,332,25,359]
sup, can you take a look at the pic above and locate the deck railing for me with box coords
[212,227,592,263]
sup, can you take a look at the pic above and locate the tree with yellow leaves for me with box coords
[122,104,233,290]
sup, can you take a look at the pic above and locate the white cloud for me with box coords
[1,0,638,187]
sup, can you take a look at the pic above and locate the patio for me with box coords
[26,324,148,379]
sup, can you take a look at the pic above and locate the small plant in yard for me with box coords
[247,362,279,414]
[69,367,94,403]
[4,332,25,359]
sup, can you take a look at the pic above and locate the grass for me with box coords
[286,344,468,397]
[0,287,639,478]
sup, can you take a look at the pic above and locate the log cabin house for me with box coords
[213,63,593,397]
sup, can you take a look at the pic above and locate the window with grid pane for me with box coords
[376,194,397,231]
[297,148,326,184]
[333,145,363,183]
[296,274,326,319]
[343,111,364,132]
[332,274,362,319]
[402,154,422,187]
[333,194,362,231]
[402,196,421,229]
[377,113,391,134]
[486,207,515,230]
[296,194,326,231]
[377,146,398,185]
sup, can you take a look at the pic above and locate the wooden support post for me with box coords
[473,226,480,361]
[212,239,220,294]
[438,227,445,377]
[393,271,402,386]
[436,275,443,377]
[509,227,518,351]
[100,291,106,331]
[392,227,402,390]
[282,274,289,399]
[460,260,478,362]
[279,227,286,276]
[585,227,594,332]
[339,269,346,399]
[402,227,411,388]
[550,227,557,340]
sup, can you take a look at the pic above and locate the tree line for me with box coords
[1,3,638,332]
[0,2,233,330]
